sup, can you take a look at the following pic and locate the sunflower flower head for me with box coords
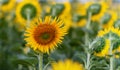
[1,0,16,12]
[101,11,117,28]
[72,14,87,27]
[52,59,84,70]
[24,16,67,54]
[50,2,71,18]
[50,2,71,30]
[114,19,120,28]
[95,27,120,57]
[85,2,108,21]
[94,37,110,57]
[72,3,87,28]
[16,0,41,27]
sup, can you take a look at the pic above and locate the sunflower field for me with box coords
[1,0,120,70]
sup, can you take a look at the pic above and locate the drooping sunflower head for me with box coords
[114,19,120,28]
[52,59,84,70]
[101,11,117,28]
[50,2,71,30]
[98,27,120,38]
[74,2,87,16]
[72,2,87,28]
[94,37,110,57]
[72,14,87,27]
[96,27,120,57]
[16,0,41,26]
[85,2,108,21]
[24,16,67,54]
[50,2,71,19]
[1,0,16,12]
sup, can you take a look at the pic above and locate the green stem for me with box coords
[86,53,90,70]
[18,64,23,70]
[43,62,50,70]
[85,12,92,70]
[109,33,114,70]
[86,12,92,29]
[38,53,43,70]
[110,57,114,70]
[28,66,33,70]
[26,13,30,27]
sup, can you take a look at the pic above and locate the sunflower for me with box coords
[85,2,108,21]
[72,14,87,27]
[62,16,72,31]
[1,0,16,12]
[98,27,120,37]
[52,59,84,70]
[114,19,120,28]
[72,3,87,28]
[50,2,71,30]
[24,16,67,53]
[95,27,120,57]
[16,0,41,27]
[94,38,110,57]
[50,2,71,19]
[74,3,86,16]
[101,11,117,28]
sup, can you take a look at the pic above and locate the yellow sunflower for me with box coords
[16,0,41,27]
[1,0,16,12]
[95,27,120,57]
[85,2,108,21]
[75,3,86,16]
[113,19,120,28]
[101,11,117,28]
[50,2,71,30]
[72,3,87,28]
[98,27,120,37]
[24,16,67,54]
[62,15,72,31]
[72,14,87,27]
[50,2,71,19]
[52,59,84,70]
[94,38,110,57]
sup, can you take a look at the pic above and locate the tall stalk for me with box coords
[109,33,114,70]
[38,53,43,70]
[85,12,92,70]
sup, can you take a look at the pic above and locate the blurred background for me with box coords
[1,0,120,70]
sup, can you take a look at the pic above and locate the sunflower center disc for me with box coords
[101,13,111,24]
[41,33,50,40]
[88,4,101,15]
[2,0,9,5]
[34,24,56,45]
[21,4,37,20]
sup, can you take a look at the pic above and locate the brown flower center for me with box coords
[34,24,56,45]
